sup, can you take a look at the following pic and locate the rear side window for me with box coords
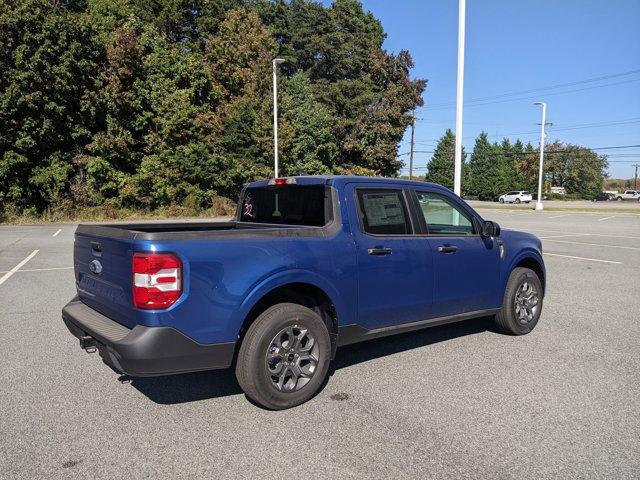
[416,191,475,235]
[357,189,411,235]
[240,185,326,226]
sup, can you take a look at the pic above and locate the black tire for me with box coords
[617,196,622,201]
[495,267,543,335]
[515,198,521,204]
[235,302,331,410]
[499,198,504,203]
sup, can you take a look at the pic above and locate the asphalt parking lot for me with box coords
[1,208,639,479]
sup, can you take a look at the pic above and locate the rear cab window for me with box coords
[356,189,412,235]
[240,185,327,226]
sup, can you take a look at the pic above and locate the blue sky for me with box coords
[323,0,640,178]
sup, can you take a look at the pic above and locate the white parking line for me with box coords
[543,253,621,265]
[597,216,616,221]
[515,229,640,241]
[0,250,40,286]
[538,234,587,239]
[548,214,573,219]
[53,229,62,237]
[542,239,640,251]
[0,266,73,274]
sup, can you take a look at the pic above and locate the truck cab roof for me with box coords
[247,175,447,191]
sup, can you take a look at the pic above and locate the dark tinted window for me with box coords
[522,191,531,195]
[357,189,411,235]
[240,185,326,226]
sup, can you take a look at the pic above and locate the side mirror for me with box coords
[482,220,501,238]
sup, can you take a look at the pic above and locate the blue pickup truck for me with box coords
[63,176,545,409]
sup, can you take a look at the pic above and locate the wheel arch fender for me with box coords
[504,249,546,296]
[230,269,348,339]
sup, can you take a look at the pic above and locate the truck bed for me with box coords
[76,220,331,241]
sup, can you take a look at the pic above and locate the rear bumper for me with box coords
[62,297,236,377]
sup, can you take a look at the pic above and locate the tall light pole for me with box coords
[409,109,416,180]
[453,0,466,196]
[272,58,285,178]
[534,102,547,211]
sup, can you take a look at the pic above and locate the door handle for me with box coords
[437,245,458,253]
[368,247,392,256]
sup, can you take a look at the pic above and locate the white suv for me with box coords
[498,191,532,204]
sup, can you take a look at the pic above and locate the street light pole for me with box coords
[409,109,416,180]
[453,0,466,196]
[534,102,547,211]
[272,58,285,178]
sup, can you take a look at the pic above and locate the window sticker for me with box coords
[362,193,404,226]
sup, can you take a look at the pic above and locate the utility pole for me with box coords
[409,109,416,180]
[533,102,551,211]
[633,164,639,190]
[453,0,466,196]
[272,58,285,178]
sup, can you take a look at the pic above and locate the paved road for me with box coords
[1,211,639,479]
[467,199,640,212]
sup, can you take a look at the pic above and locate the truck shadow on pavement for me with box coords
[128,316,495,405]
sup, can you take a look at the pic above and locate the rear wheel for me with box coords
[235,303,331,410]
[495,267,543,335]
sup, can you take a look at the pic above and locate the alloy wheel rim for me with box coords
[514,281,539,324]
[265,324,319,392]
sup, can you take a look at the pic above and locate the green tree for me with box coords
[544,141,608,197]
[0,0,426,218]
[426,129,466,191]
[516,141,538,192]
[467,132,495,200]
[279,73,337,175]
[0,0,103,213]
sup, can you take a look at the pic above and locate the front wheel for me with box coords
[495,267,543,335]
[617,197,622,201]
[499,198,505,203]
[515,198,521,204]
[235,303,331,409]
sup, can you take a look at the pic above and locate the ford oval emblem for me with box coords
[89,259,103,275]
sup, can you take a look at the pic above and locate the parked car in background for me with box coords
[615,190,640,201]
[594,192,615,202]
[62,176,545,410]
[498,191,533,204]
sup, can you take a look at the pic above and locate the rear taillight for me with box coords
[132,252,182,309]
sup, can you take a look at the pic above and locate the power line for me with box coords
[428,78,640,110]
[398,144,640,157]
[424,68,640,108]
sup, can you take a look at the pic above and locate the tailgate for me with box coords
[74,232,137,329]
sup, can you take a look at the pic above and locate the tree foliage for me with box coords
[425,129,465,191]
[0,0,425,218]
[426,129,608,200]
[542,141,608,198]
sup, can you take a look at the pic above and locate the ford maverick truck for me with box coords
[62,176,545,409]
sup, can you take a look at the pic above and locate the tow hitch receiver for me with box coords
[79,335,97,353]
